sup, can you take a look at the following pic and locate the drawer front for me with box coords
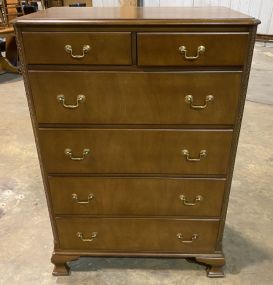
[22,32,132,65]
[30,71,241,125]
[39,129,233,174]
[137,33,249,66]
[49,177,225,216]
[56,217,219,253]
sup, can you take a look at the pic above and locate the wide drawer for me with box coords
[56,217,219,253]
[22,32,132,65]
[137,33,249,66]
[49,177,225,216]
[29,71,242,125]
[39,129,233,174]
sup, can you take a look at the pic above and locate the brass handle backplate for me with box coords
[72,193,94,204]
[177,233,198,243]
[181,149,207,162]
[185,95,214,110]
[178,45,205,60]
[64,44,91,59]
[64,148,90,161]
[57,94,86,109]
[180,195,203,206]
[77,232,97,242]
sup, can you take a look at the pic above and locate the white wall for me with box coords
[93,0,119,7]
[143,0,273,35]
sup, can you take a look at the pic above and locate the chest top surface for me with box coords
[14,7,259,26]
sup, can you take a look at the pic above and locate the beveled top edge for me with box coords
[14,7,260,26]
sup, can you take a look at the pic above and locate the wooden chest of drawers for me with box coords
[14,7,259,278]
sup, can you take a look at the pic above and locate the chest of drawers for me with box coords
[14,7,259,278]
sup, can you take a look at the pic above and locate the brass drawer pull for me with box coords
[77,232,97,242]
[181,149,207,162]
[177,233,198,243]
[64,44,91,59]
[64,148,90,161]
[178,45,205,60]
[72,193,94,204]
[185,95,214,110]
[57,94,86,109]
[180,195,203,206]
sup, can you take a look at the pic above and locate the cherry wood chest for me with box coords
[14,7,259,277]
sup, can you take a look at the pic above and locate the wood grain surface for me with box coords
[29,71,242,125]
[56,217,219,252]
[49,176,225,216]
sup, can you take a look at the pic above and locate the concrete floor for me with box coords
[0,44,272,285]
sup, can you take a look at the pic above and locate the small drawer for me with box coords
[56,217,219,253]
[22,32,132,65]
[39,129,233,175]
[49,177,225,217]
[29,71,242,125]
[137,32,249,66]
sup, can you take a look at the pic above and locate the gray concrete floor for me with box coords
[0,44,272,285]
